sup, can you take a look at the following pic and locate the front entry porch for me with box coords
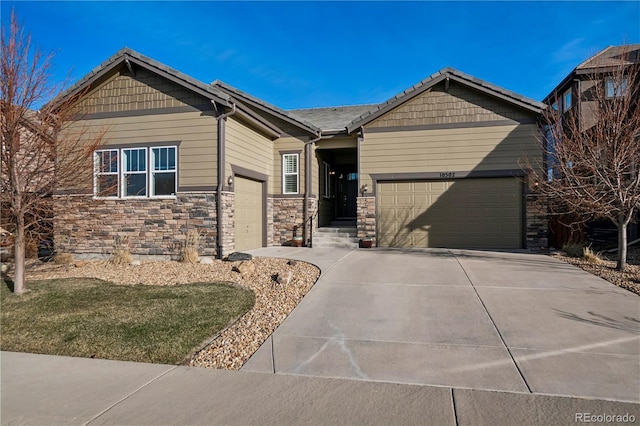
[316,147,358,227]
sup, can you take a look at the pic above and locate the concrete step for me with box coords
[316,227,357,235]
[313,235,359,243]
[331,221,357,227]
[312,241,359,249]
[312,226,359,249]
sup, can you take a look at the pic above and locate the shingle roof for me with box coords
[345,67,544,133]
[211,80,320,134]
[577,44,640,70]
[52,47,231,109]
[287,104,378,131]
[543,44,640,103]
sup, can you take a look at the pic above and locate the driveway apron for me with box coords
[243,247,640,402]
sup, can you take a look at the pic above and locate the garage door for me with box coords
[234,176,264,251]
[378,178,522,249]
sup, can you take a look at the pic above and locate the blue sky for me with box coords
[2,1,639,109]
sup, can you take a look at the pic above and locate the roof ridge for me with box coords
[212,80,320,133]
[288,103,379,112]
[576,45,614,69]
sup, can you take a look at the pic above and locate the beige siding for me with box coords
[75,111,217,189]
[311,143,319,197]
[225,117,272,180]
[367,82,532,128]
[75,68,209,114]
[272,136,306,195]
[360,124,540,188]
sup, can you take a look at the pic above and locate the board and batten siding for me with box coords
[360,124,540,188]
[72,111,218,190]
[225,116,273,180]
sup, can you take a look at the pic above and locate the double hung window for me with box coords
[282,153,299,194]
[94,145,177,198]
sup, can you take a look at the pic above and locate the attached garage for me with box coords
[377,177,523,249]
[234,176,265,251]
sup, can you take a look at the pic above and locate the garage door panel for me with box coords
[235,176,264,251]
[378,178,522,249]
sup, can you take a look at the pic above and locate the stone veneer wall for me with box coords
[525,193,549,251]
[219,192,235,256]
[53,193,217,259]
[357,196,376,244]
[271,197,305,245]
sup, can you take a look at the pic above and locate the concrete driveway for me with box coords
[244,247,640,403]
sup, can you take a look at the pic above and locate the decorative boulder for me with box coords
[199,257,214,265]
[276,270,293,285]
[226,252,253,262]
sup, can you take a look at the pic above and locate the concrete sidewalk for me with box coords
[2,351,638,425]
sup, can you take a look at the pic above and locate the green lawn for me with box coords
[0,278,254,364]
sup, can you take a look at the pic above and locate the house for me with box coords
[52,48,547,259]
[543,44,640,248]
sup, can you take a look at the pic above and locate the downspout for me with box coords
[214,100,236,259]
[304,131,322,246]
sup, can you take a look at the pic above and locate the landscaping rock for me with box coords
[276,270,293,285]
[226,252,253,262]
[130,260,141,266]
[287,260,297,266]
[199,257,214,265]
[18,255,320,370]
[232,260,255,276]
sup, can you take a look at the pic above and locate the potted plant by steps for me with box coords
[292,236,304,247]
[360,236,374,248]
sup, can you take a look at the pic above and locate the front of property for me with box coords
[53,48,547,259]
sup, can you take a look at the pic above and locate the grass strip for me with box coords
[1,278,254,364]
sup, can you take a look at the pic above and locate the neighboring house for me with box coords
[52,48,546,259]
[543,44,640,247]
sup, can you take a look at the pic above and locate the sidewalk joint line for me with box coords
[84,365,179,425]
[450,250,533,393]
[451,388,459,426]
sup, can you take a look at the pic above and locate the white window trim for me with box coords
[605,76,628,98]
[94,149,119,198]
[323,162,331,199]
[563,89,572,111]
[282,153,299,195]
[93,145,178,199]
[122,147,148,198]
[151,146,178,197]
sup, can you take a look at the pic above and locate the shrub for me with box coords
[181,229,201,263]
[54,252,74,264]
[109,235,132,265]
[562,242,585,258]
[583,246,604,265]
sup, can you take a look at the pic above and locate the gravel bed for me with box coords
[551,249,640,296]
[19,256,320,369]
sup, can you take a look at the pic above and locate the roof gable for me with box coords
[577,44,640,70]
[52,48,230,111]
[346,68,544,133]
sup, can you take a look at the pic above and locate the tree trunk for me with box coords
[13,214,26,294]
[617,220,627,271]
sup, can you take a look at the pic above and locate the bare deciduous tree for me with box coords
[1,11,106,294]
[529,46,640,270]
